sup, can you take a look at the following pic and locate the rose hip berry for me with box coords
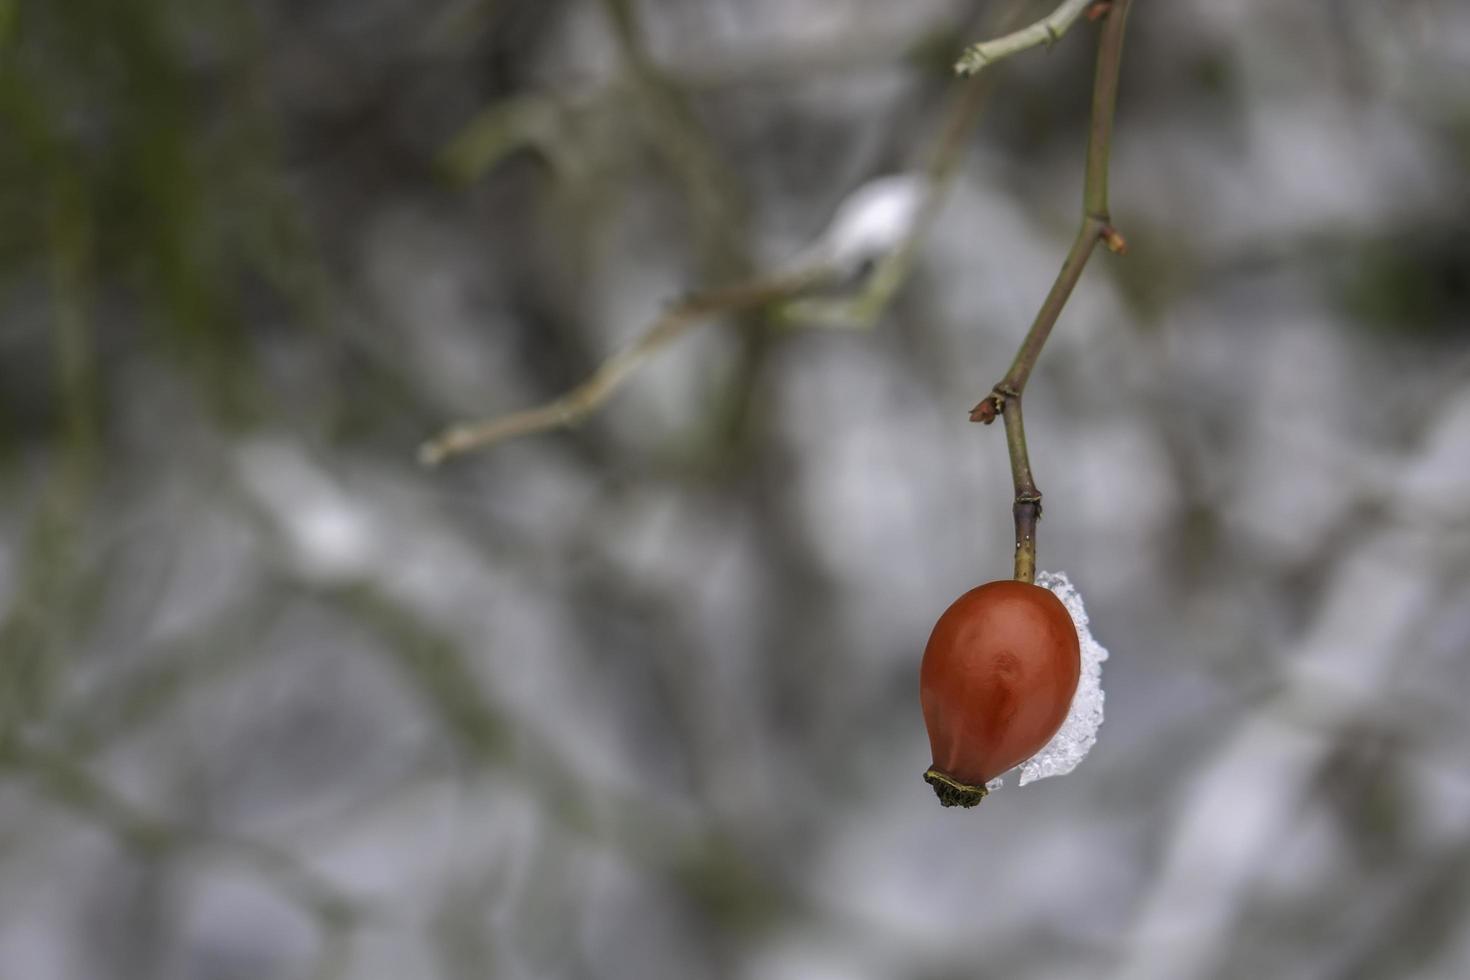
[920,580,1081,807]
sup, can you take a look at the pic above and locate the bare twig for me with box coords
[1001,394,1042,583]
[418,268,829,465]
[953,0,1093,76]
[970,0,1133,582]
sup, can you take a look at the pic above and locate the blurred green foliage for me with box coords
[0,0,322,424]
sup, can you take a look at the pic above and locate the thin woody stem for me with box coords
[996,219,1104,399]
[1002,395,1041,584]
[1084,0,1130,218]
[970,0,1132,582]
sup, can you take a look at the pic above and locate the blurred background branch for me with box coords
[423,0,1043,463]
[419,268,831,464]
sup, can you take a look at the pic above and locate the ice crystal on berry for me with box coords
[987,571,1108,790]
[1021,571,1107,784]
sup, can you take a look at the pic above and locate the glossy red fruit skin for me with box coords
[920,580,1080,803]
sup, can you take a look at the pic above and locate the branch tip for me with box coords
[952,0,1094,77]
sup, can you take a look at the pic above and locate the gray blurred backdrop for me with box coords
[2,1,1469,978]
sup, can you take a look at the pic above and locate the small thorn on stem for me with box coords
[1100,224,1128,255]
[969,398,1000,424]
[971,383,1019,424]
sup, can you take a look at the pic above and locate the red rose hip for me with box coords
[920,580,1080,806]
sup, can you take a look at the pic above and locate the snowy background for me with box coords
[2,1,1469,978]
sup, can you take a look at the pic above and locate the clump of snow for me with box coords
[988,571,1108,790]
[805,174,926,275]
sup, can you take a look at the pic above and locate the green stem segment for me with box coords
[972,0,1132,584]
[1084,1,1131,219]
